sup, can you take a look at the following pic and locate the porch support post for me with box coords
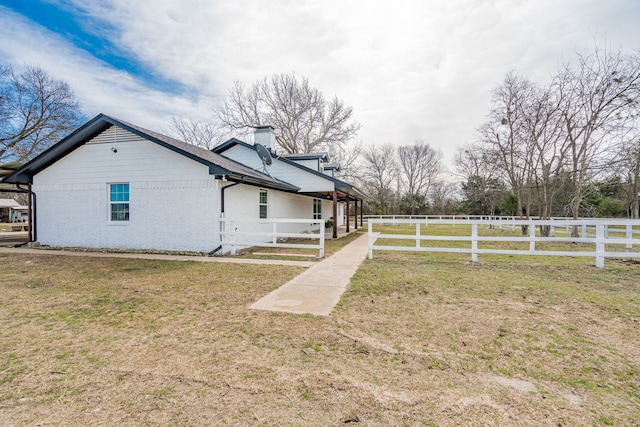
[346,197,350,233]
[354,199,358,230]
[360,198,364,227]
[332,191,338,239]
[27,184,32,242]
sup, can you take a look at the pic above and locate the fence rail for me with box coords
[367,218,640,268]
[220,218,325,257]
[363,214,640,224]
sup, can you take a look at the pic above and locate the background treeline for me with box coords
[357,44,640,219]
[453,44,640,220]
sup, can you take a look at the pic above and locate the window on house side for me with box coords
[313,198,322,220]
[110,183,130,221]
[259,189,268,219]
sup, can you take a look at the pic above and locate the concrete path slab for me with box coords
[250,232,373,316]
[0,247,314,267]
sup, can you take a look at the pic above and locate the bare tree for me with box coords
[216,73,361,154]
[170,117,229,150]
[0,65,82,163]
[455,143,494,180]
[397,140,442,214]
[519,79,569,234]
[623,135,640,218]
[556,45,640,231]
[471,43,640,223]
[612,102,640,218]
[430,180,459,214]
[360,143,398,215]
[479,72,537,220]
[326,140,363,182]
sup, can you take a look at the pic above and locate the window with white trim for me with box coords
[109,183,129,221]
[313,198,322,220]
[259,189,268,219]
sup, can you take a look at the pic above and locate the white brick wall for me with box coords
[33,127,220,252]
[223,185,322,239]
[31,125,343,253]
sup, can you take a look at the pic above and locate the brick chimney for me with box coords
[254,126,276,152]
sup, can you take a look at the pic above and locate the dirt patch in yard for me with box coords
[1,251,639,426]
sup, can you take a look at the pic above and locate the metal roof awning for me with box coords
[0,162,28,193]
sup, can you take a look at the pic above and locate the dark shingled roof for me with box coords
[2,114,299,193]
[214,138,369,201]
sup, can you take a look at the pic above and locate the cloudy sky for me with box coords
[1,0,639,171]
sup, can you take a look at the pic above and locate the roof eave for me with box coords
[3,114,112,184]
[226,173,299,193]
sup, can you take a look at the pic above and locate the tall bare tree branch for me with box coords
[215,73,361,155]
[397,140,442,214]
[0,64,83,163]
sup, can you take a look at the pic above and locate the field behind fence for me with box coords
[368,218,640,267]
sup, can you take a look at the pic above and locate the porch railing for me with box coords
[219,218,325,257]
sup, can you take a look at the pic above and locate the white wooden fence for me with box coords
[367,218,640,268]
[220,218,325,257]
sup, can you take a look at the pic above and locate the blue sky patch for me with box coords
[2,0,183,94]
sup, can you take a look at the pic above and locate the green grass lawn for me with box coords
[0,228,638,426]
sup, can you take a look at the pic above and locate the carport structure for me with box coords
[0,161,32,245]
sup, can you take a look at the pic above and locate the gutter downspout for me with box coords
[209,179,241,255]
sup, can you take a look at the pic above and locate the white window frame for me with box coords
[259,189,268,219]
[313,198,322,220]
[109,182,130,222]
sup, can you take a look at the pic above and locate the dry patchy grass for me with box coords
[1,241,639,426]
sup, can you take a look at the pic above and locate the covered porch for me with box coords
[309,181,368,239]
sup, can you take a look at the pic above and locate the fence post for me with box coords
[471,223,478,262]
[529,221,536,252]
[416,223,421,249]
[319,220,325,258]
[627,224,633,249]
[231,221,237,256]
[595,223,605,268]
[368,220,374,259]
[582,224,587,238]
[272,222,277,244]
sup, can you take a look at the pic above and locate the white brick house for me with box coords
[2,114,366,253]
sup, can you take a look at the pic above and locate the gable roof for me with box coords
[213,138,368,200]
[2,114,299,193]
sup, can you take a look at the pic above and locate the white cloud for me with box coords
[1,0,639,170]
[0,6,212,130]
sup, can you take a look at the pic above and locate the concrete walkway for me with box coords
[0,247,315,267]
[250,232,372,316]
